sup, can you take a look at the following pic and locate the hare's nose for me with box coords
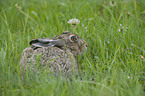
[85,45,87,50]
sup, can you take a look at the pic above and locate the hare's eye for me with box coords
[71,36,76,40]
[70,35,77,42]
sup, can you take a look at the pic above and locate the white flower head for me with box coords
[128,76,130,79]
[108,41,110,43]
[67,18,80,25]
[15,4,18,6]
[85,27,87,29]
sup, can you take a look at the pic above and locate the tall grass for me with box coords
[0,0,145,95]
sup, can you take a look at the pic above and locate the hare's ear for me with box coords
[29,38,64,49]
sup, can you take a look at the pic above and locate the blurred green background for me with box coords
[0,0,145,96]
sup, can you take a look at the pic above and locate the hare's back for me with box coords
[21,46,77,75]
[32,47,76,66]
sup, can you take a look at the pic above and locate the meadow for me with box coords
[0,0,145,95]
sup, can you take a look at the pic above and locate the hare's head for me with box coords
[30,31,87,57]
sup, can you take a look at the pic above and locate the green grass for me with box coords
[0,0,145,95]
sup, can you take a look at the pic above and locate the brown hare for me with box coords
[20,31,87,76]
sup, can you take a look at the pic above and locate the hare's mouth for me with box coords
[81,43,87,50]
